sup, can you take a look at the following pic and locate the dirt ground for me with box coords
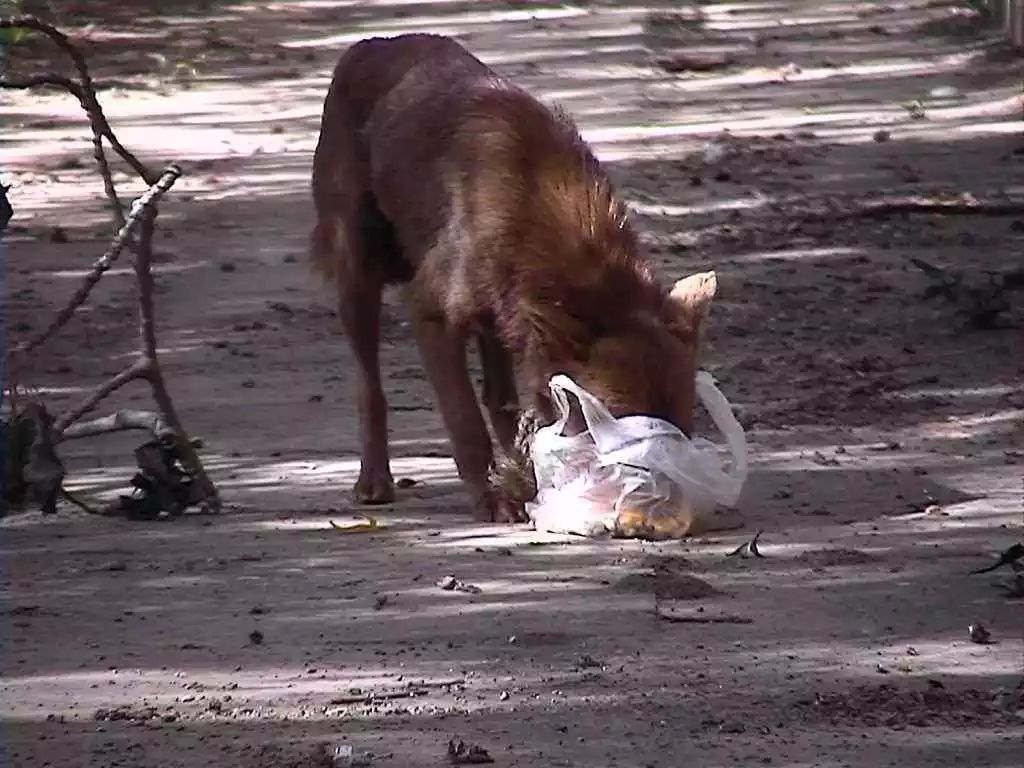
[3,1,1024,766]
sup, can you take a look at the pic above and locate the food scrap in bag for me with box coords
[527,371,749,539]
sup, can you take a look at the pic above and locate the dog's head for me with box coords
[550,271,717,436]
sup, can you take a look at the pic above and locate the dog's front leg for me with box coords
[410,309,514,521]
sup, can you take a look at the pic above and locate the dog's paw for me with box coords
[474,489,528,524]
[493,495,528,524]
[353,467,395,504]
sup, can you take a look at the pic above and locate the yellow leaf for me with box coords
[328,516,380,534]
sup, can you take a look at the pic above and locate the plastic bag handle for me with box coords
[694,370,748,504]
[547,374,615,435]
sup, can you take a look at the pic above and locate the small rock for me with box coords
[437,575,458,591]
[333,743,372,767]
[437,575,482,594]
[718,721,746,734]
[702,142,728,164]
[968,623,991,644]
[873,129,891,143]
[929,85,960,99]
[447,739,494,764]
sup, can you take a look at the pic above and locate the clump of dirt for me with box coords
[797,548,878,567]
[686,132,830,177]
[251,743,333,768]
[617,555,721,600]
[791,682,1024,728]
[93,705,163,722]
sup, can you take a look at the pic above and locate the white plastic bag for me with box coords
[527,371,748,539]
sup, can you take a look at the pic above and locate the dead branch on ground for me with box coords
[61,410,173,442]
[1,15,219,515]
[655,608,754,625]
[842,196,1024,220]
[0,14,156,230]
[796,192,1024,222]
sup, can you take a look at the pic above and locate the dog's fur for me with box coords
[311,34,717,522]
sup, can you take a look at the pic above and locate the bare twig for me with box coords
[129,206,217,505]
[655,609,753,625]
[60,486,104,515]
[52,359,152,435]
[0,15,153,179]
[970,543,1024,575]
[0,16,97,98]
[59,410,173,442]
[851,200,1024,219]
[827,195,1024,220]
[0,14,156,230]
[2,16,220,513]
[0,73,83,97]
[328,689,430,705]
[8,165,181,361]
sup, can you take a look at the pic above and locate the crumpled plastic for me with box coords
[527,371,748,539]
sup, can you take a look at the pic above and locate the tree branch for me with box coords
[3,15,220,512]
[844,197,1024,219]
[0,14,156,230]
[0,73,84,98]
[7,165,181,361]
[59,410,174,442]
[791,192,1024,222]
[52,359,152,436]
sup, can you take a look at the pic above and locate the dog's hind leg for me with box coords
[311,107,396,504]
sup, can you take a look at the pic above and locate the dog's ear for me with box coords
[666,271,717,339]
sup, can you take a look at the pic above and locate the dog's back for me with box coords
[312,34,658,350]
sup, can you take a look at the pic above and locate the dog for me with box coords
[310,34,717,522]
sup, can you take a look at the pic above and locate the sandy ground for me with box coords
[2,1,1024,766]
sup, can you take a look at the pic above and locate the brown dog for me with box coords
[310,34,717,522]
